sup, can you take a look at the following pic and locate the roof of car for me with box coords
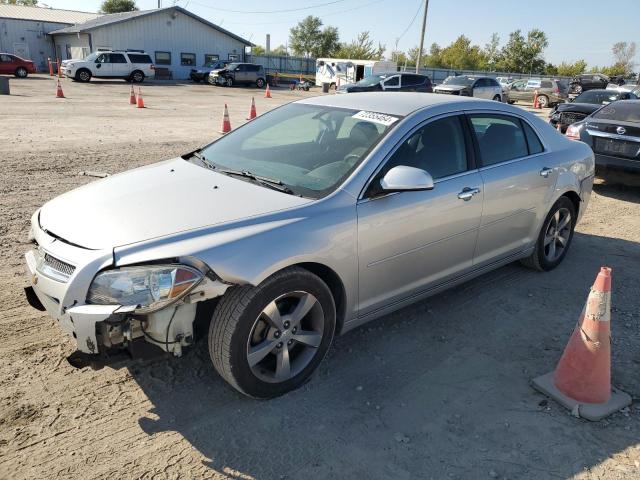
[298,92,504,117]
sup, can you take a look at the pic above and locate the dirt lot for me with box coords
[0,75,639,480]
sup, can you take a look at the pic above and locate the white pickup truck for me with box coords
[61,50,155,83]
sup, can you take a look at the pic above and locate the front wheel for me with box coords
[75,69,91,82]
[521,197,576,271]
[209,267,336,398]
[493,94,502,102]
[256,78,265,88]
[225,77,233,87]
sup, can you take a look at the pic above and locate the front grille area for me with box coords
[44,253,76,277]
[435,89,459,95]
[560,112,587,125]
[36,250,76,282]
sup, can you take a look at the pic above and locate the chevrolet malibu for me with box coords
[24,93,594,398]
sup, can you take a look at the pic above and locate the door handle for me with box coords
[457,187,480,201]
[540,167,553,178]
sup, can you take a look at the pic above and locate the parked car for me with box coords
[606,79,640,93]
[24,93,594,398]
[566,100,640,172]
[549,89,638,132]
[61,50,155,83]
[208,62,266,88]
[0,52,36,78]
[568,73,609,99]
[189,60,230,83]
[506,78,567,107]
[433,75,503,101]
[337,72,432,93]
[496,76,514,88]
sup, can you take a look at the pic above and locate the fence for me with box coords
[248,54,316,76]
[400,66,572,85]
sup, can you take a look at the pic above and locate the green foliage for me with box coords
[251,45,265,56]
[611,41,636,76]
[484,33,501,71]
[555,60,587,77]
[336,31,385,60]
[289,16,340,58]
[498,29,548,74]
[0,0,38,4]
[271,45,289,56]
[100,0,137,14]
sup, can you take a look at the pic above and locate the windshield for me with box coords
[575,90,622,104]
[84,53,98,61]
[443,76,473,86]
[592,101,640,123]
[198,103,397,198]
[355,75,385,87]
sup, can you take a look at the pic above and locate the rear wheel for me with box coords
[15,67,28,78]
[521,197,576,271]
[76,69,91,82]
[209,267,336,398]
[537,94,549,108]
[256,78,265,88]
[492,94,501,102]
[130,70,144,83]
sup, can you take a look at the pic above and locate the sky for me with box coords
[39,0,638,68]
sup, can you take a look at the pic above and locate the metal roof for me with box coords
[0,5,99,24]
[298,92,515,117]
[49,6,252,46]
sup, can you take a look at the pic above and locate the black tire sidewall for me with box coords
[535,197,576,270]
[131,71,144,83]
[76,69,91,82]
[224,271,335,398]
[15,67,27,78]
[256,78,265,88]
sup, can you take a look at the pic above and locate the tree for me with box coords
[438,35,487,70]
[0,0,38,4]
[251,45,265,56]
[555,60,587,77]
[289,16,339,58]
[499,29,548,74]
[100,0,137,14]
[336,31,384,60]
[484,33,501,71]
[271,45,289,56]
[611,41,636,75]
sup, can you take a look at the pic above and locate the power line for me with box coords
[187,0,350,14]
[396,0,422,43]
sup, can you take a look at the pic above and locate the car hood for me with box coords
[434,85,466,92]
[39,158,311,250]
[556,103,601,114]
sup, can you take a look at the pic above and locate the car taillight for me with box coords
[565,124,581,140]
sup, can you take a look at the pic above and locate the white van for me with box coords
[315,58,397,88]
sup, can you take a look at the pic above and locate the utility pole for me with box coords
[415,0,429,73]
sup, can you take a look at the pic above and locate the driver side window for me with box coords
[384,76,399,87]
[378,115,469,182]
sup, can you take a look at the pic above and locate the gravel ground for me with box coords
[0,75,638,480]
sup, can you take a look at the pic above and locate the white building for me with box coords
[0,5,99,70]
[49,6,252,79]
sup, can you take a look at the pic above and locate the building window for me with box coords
[228,54,239,61]
[155,51,171,65]
[204,54,219,65]
[181,53,196,66]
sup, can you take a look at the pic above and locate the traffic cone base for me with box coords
[532,372,631,422]
[531,266,631,421]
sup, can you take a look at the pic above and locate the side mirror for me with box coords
[380,166,434,192]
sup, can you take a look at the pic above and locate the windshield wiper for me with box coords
[214,167,296,195]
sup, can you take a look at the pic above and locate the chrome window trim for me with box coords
[587,129,640,143]
[357,110,468,201]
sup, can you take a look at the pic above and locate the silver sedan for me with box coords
[24,93,594,398]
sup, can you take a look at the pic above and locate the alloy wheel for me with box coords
[246,291,324,383]
[543,207,572,262]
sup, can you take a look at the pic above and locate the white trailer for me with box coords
[315,58,397,87]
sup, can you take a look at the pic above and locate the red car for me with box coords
[0,53,37,78]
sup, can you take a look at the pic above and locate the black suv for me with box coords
[337,72,433,93]
[208,63,266,88]
[569,74,609,98]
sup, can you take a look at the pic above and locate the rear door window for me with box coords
[128,54,152,63]
[469,114,529,166]
[110,53,127,63]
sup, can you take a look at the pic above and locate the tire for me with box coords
[209,267,336,398]
[256,78,265,88]
[225,77,233,87]
[130,70,144,83]
[15,67,28,78]
[75,69,92,82]
[507,100,516,104]
[521,196,577,271]
[492,94,501,102]
[537,95,549,108]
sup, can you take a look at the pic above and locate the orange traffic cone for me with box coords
[264,83,272,98]
[220,103,231,133]
[55,78,65,98]
[129,84,136,105]
[247,97,257,120]
[136,87,145,108]
[532,267,631,421]
[533,89,540,109]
